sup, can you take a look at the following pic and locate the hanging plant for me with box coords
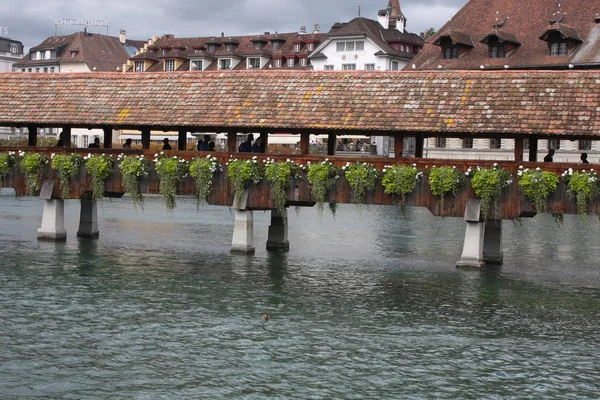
[517,166,559,213]
[189,155,221,208]
[428,165,466,209]
[306,159,340,215]
[153,152,189,210]
[562,168,599,217]
[19,151,49,196]
[381,163,422,203]
[0,151,17,185]
[226,156,264,208]
[341,161,380,205]
[468,164,513,220]
[264,158,301,218]
[118,154,150,209]
[84,153,115,201]
[50,153,84,199]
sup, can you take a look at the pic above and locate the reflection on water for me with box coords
[0,195,599,399]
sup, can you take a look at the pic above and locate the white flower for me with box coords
[382,168,387,173]
[536,167,541,171]
[493,163,498,167]
[519,165,524,169]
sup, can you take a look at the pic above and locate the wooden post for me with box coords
[27,124,37,147]
[178,128,187,151]
[415,133,424,158]
[102,126,113,149]
[62,126,72,148]
[528,135,538,162]
[395,135,405,158]
[327,132,336,156]
[227,132,238,153]
[300,132,310,155]
[141,127,151,150]
[260,131,268,154]
[514,137,524,162]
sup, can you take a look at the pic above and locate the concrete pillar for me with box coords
[231,210,255,254]
[266,209,289,252]
[37,199,67,241]
[456,200,485,268]
[483,220,503,265]
[77,198,99,238]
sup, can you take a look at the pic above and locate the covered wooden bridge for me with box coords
[1,70,600,267]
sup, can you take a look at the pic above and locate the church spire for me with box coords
[388,0,404,20]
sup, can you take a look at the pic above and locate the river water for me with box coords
[0,194,598,399]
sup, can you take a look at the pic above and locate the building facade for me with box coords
[0,35,24,139]
[409,0,600,162]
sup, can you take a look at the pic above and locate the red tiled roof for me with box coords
[1,70,600,137]
[410,0,600,70]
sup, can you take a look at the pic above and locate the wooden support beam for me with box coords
[227,132,238,153]
[395,135,405,158]
[103,127,113,149]
[62,127,72,148]
[300,133,310,155]
[27,124,37,147]
[415,133,424,158]
[327,132,336,156]
[178,128,187,151]
[514,137,524,162]
[141,127,151,150]
[259,131,268,154]
[528,135,538,162]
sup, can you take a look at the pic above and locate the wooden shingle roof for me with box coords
[1,70,600,137]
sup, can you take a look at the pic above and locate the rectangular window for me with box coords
[190,60,203,71]
[524,139,530,150]
[336,42,345,52]
[164,60,175,71]
[307,43,314,51]
[35,68,40,73]
[274,58,282,67]
[579,140,592,151]
[83,136,89,147]
[208,44,216,53]
[43,67,48,73]
[548,139,561,150]
[219,59,231,70]
[490,45,506,58]
[27,68,32,72]
[248,58,260,69]
[225,44,233,51]
[293,43,301,52]
[391,61,399,70]
[436,138,447,148]
[406,44,412,53]
[254,42,261,50]
[444,47,458,59]
[9,43,18,53]
[300,58,307,67]
[324,65,334,70]
[287,58,295,67]
[462,138,473,149]
[272,42,280,51]
[551,42,568,56]
[135,61,144,72]
[365,64,375,70]
[40,52,46,59]
[71,135,77,146]
[490,138,502,149]
[50,67,55,73]
[21,68,25,72]
[345,41,355,52]
[356,41,364,51]
[342,63,356,70]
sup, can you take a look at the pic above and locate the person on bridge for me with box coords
[581,153,589,163]
[88,138,100,148]
[197,135,210,151]
[162,138,172,150]
[123,139,132,149]
[252,136,265,153]
[543,149,555,162]
[239,134,253,152]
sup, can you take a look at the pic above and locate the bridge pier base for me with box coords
[456,200,485,268]
[77,198,99,238]
[483,220,503,265]
[231,210,255,254]
[266,209,289,252]
[37,199,67,241]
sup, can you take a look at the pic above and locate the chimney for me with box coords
[313,24,320,33]
[221,32,225,37]
[119,30,126,44]
[264,32,270,35]
[299,26,307,34]
[378,10,390,30]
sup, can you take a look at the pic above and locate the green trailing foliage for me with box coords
[0,151,17,184]
[51,153,84,199]
[226,156,264,208]
[264,158,301,219]
[118,154,150,209]
[153,153,189,210]
[306,159,339,216]
[381,163,422,203]
[468,164,513,220]
[562,168,599,217]
[19,151,49,196]
[517,166,559,213]
[428,165,466,209]
[84,154,115,201]
[189,155,221,208]
[341,161,379,205]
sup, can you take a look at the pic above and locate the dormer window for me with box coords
[135,61,144,72]
[164,60,175,72]
[307,42,314,51]
[539,24,582,56]
[254,42,261,50]
[293,43,301,52]
[434,31,475,60]
[287,58,295,67]
[225,44,233,51]
[550,41,568,56]
[300,58,308,67]
[272,41,281,51]
[191,60,203,71]
[274,58,282,67]
[444,46,459,59]
[481,31,520,59]
[207,44,216,54]
[9,43,18,54]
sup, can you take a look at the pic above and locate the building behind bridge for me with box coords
[0,35,24,140]
[409,0,600,163]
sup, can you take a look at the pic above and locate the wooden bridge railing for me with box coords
[1,146,598,219]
